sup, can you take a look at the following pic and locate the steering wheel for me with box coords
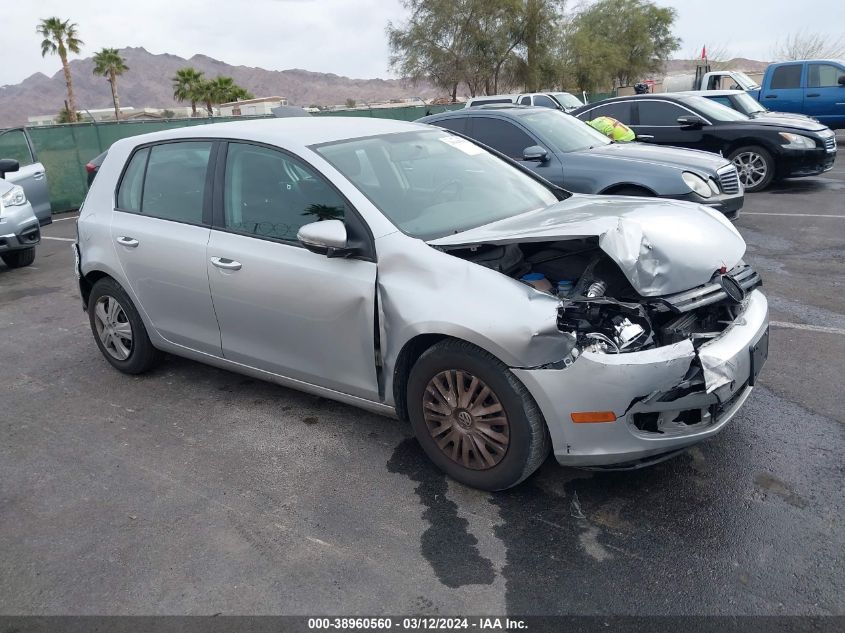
[433,179,464,203]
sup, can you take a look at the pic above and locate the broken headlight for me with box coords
[557,297,652,354]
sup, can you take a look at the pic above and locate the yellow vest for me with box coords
[588,116,636,142]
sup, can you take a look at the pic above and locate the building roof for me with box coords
[219,96,287,107]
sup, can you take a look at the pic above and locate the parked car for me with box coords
[0,128,52,224]
[571,94,837,192]
[748,60,845,129]
[686,90,818,123]
[464,94,517,108]
[86,150,108,186]
[515,92,584,111]
[76,118,768,490]
[418,105,744,218]
[0,159,41,269]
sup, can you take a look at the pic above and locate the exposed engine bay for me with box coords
[444,238,761,357]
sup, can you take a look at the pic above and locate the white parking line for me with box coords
[743,212,845,219]
[770,321,845,335]
[52,215,79,222]
[41,236,75,242]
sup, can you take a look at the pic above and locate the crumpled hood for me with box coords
[429,195,746,297]
[584,142,729,175]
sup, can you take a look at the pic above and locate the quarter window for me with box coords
[808,63,843,88]
[141,141,212,223]
[223,143,345,242]
[636,101,687,126]
[770,64,802,89]
[469,117,535,159]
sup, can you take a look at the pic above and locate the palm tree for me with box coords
[196,76,253,116]
[92,48,128,120]
[37,17,83,123]
[172,67,205,117]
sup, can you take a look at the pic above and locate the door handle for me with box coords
[806,93,821,98]
[32,172,44,180]
[116,236,139,248]
[210,256,242,271]
[765,95,777,99]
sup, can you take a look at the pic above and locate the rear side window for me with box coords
[637,101,688,126]
[470,117,535,159]
[581,101,633,123]
[708,96,733,108]
[433,117,468,134]
[808,63,843,88]
[116,148,149,211]
[519,96,531,105]
[533,95,557,109]
[770,64,802,89]
[142,142,212,224]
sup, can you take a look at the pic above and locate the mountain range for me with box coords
[0,47,438,127]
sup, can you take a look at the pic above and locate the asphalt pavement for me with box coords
[1,140,843,616]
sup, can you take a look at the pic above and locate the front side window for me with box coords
[470,117,535,159]
[314,130,558,240]
[521,110,609,152]
[224,143,345,242]
[141,141,212,223]
[637,101,688,126]
[808,63,844,88]
[0,130,34,167]
[770,64,802,89]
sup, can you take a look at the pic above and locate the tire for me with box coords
[87,277,161,374]
[1,247,36,269]
[407,339,550,491]
[729,145,775,193]
[608,186,654,197]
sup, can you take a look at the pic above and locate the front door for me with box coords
[0,129,51,224]
[631,100,706,150]
[762,63,804,114]
[110,140,222,355]
[206,142,379,400]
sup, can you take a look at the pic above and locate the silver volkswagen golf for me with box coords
[75,118,768,490]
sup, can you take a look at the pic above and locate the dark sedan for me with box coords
[687,90,820,124]
[418,105,744,218]
[571,94,837,192]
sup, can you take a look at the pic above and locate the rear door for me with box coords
[206,141,379,399]
[0,128,51,224]
[761,63,804,114]
[804,62,845,126]
[110,140,222,355]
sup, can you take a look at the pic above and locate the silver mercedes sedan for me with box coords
[75,118,768,490]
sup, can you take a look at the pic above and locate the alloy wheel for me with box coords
[422,369,510,470]
[93,295,133,360]
[732,151,768,189]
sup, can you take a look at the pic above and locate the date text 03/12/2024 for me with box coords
[307,617,528,630]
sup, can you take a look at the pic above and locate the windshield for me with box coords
[732,71,760,90]
[314,130,559,240]
[551,92,584,109]
[682,96,750,122]
[521,109,611,152]
[733,91,767,115]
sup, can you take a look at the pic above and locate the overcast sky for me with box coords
[2,0,843,86]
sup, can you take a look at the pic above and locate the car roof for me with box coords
[685,90,746,97]
[425,105,545,118]
[110,117,432,152]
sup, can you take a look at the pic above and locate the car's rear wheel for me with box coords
[407,339,550,490]
[88,278,161,374]
[1,247,35,269]
[729,145,775,192]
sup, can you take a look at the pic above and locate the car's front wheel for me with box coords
[729,145,775,192]
[407,339,550,490]
[1,247,35,269]
[88,278,161,374]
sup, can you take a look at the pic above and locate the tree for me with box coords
[345,98,357,108]
[56,105,84,124]
[37,17,83,123]
[172,67,205,117]
[92,48,128,120]
[194,76,253,116]
[559,0,680,91]
[772,30,845,61]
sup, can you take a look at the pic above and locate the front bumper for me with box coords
[513,289,769,467]
[0,222,41,253]
[779,146,836,178]
[672,191,744,220]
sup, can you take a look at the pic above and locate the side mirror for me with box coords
[0,158,19,179]
[838,75,845,86]
[522,145,549,162]
[297,219,353,258]
[677,115,705,130]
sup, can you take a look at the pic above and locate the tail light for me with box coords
[85,162,96,173]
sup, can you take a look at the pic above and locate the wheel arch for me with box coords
[598,182,658,196]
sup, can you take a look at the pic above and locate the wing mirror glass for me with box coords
[0,158,20,179]
[677,115,705,130]
[522,145,549,162]
[297,219,353,258]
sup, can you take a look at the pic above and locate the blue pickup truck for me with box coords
[749,60,845,129]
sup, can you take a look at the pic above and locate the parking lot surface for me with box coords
[2,137,844,615]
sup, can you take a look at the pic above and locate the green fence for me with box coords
[12,102,465,213]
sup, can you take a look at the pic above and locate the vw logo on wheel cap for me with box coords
[718,274,746,303]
